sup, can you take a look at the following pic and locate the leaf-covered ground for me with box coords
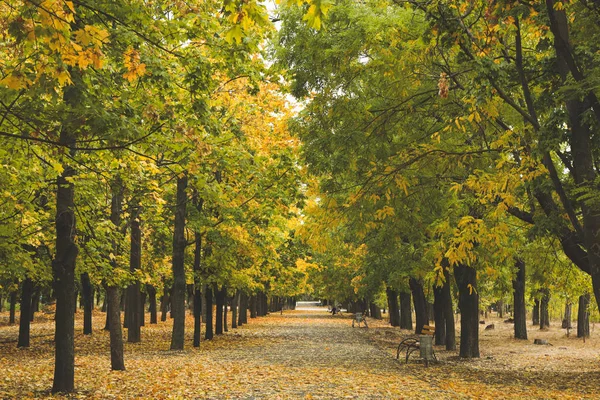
[1,307,600,399]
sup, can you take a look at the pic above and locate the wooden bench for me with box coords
[396,324,436,364]
[352,312,368,328]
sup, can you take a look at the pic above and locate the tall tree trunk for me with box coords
[497,300,504,318]
[369,302,382,319]
[17,278,33,348]
[106,286,125,370]
[215,285,224,335]
[107,176,125,370]
[532,298,540,325]
[223,295,229,332]
[140,291,146,327]
[513,258,528,340]
[231,292,239,329]
[9,291,17,325]
[147,285,157,324]
[454,264,480,358]
[0,292,3,312]
[30,285,40,322]
[386,288,400,327]
[160,285,169,322]
[52,110,78,393]
[540,289,550,329]
[399,291,412,330]
[409,278,428,335]
[562,302,572,329]
[127,201,142,343]
[238,292,246,326]
[545,0,600,324]
[193,232,202,348]
[205,286,213,340]
[170,173,187,350]
[577,293,590,338]
[442,267,456,351]
[250,295,257,318]
[433,283,446,346]
[81,273,93,335]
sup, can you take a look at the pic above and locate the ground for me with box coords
[1,305,600,399]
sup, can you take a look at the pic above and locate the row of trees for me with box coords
[275,0,600,358]
[0,0,318,394]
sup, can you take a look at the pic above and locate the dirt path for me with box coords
[1,308,599,399]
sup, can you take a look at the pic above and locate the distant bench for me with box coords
[352,312,368,328]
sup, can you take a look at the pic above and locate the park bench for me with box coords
[396,324,437,365]
[352,312,368,328]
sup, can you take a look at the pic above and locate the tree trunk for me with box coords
[107,176,125,370]
[223,295,229,332]
[497,300,504,318]
[9,291,17,325]
[238,292,246,326]
[386,288,400,327]
[577,293,590,338]
[140,291,146,327]
[442,267,456,351]
[160,285,169,322]
[127,201,142,343]
[52,114,78,393]
[454,264,480,358]
[147,285,157,324]
[30,285,40,322]
[205,286,213,340]
[250,295,257,318]
[170,173,187,351]
[17,278,33,348]
[433,283,446,346]
[399,291,412,330]
[533,298,540,325]
[81,273,93,335]
[193,228,202,348]
[540,289,550,329]
[562,302,572,329]
[106,286,125,370]
[369,302,382,319]
[215,285,225,335]
[512,258,528,340]
[409,278,428,335]
[231,291,239,329]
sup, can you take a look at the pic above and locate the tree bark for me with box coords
[215,285,225,335]
[193,228,202,348]
[562,302,572,329]
[433,283,446,346]
[250,295,257,318]
[442,267,456,351]
[81,273,93,335]
[107,176,125,370]
[399,291,412,330]
[238,292,246,326]
[160,285,169,322]
[52,112,78,393]
[231,291,239,329]
[127,200,142,343]
[147,285,157,324]
[30,285,40,322]
[170,173,187,350]
[577,293,590,338]
[9,291,17,325]
[106,286,125,370]
[540,289,550,329]
[17,278,33,348]
[386,288,400,327]
[205,285,213,340]
[454,264,480,358]
[532,298,540,325]
[409,278,428,335]
[512,258,528,340]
